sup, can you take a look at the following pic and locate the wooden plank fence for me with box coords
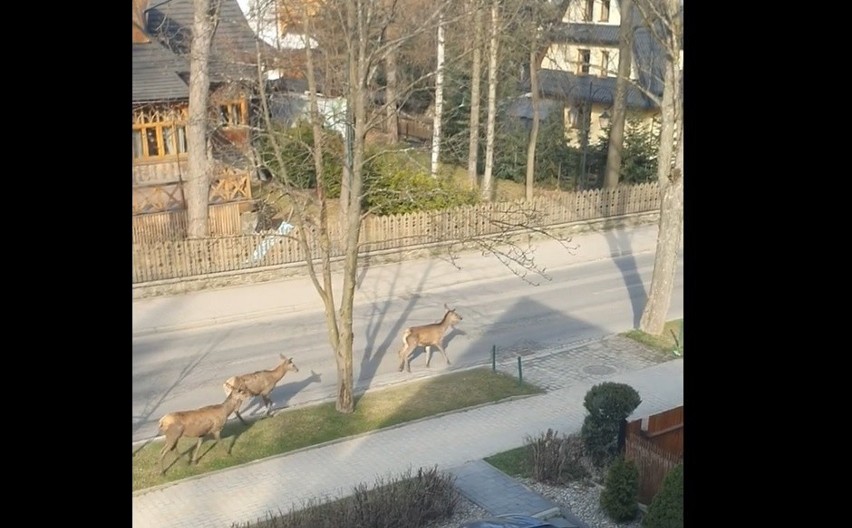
[132,182,661,284]
[132,203,244,243]
[623,405,683,505]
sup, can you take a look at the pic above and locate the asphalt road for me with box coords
[132,225,683,443]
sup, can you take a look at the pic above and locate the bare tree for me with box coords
[466,1,483,190]
[253,0,453,413]
[525,48,540,201]
[430,11,446,178]
[635,0,683,335]
[186,0,221,238]
[603,0,635,189]
[481,0,500,202]
[385,44,400,142]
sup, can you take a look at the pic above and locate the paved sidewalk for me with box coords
[132,339,683,528]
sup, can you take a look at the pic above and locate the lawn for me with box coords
[133,367,542,492]
[621,319,684,356]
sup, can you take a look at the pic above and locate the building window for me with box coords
[577,49,591,75]
[584,0,594,21]
[601,51,610,76]
[600,0,610,22]
[568,104,589,130]
[217,100,248,127]
[132,105,189,161]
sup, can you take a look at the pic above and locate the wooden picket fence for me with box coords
[132,182,661,284]
[623,405,683,505]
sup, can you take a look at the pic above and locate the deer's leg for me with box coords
[435,343,451,365]
[234,409,249,426]
[425,346,433,367]
[212,431,226,455]
[398,342,413,372]
[191,438,204,465]
[159,430,180,475]
[263,395,274,417]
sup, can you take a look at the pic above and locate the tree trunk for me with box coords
[482,0,499,202]
[186,0,218,239]
[603,0,634,189]
[303,5,340,357]
[430,13,445,178]
[639,0,682,336]
[639,126,682,335]
[385,45,399,143]
[334,0,375,414]
[525,49,540,201]
[467,2,483,190]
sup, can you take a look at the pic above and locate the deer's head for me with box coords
[279,354,300,373]
[443,304,463,326]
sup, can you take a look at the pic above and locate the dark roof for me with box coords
[505,98,563,120]
[144,0,282,81]
[550,22,621,46]
[632,27,665,99]
[536,70,657,110]
[132,39,189,102]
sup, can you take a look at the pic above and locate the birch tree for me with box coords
[466,0,483,190]
[481,0,500,201]
[430,12,446,177]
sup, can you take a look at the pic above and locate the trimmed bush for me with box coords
[581,382,641,466]
[583,382,642,422]
[580,415,620,467]
[642,464,683,528]
[600,457,639,522]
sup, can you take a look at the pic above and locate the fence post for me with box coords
[492,345,496,372]
[517,356,523,385]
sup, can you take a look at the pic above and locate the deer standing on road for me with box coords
[398,304,463,373]
[223,354,300,424]
[158,381,251,474]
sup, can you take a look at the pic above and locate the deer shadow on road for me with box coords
[237,369,323,418]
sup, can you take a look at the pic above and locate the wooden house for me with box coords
[131,0,287,242]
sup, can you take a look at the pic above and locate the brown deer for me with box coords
[158,381,251,474]
[223,354,300,424]
[398,304,463,373]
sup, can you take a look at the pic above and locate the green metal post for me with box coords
[492,345,496,371]
[517,356,523,385]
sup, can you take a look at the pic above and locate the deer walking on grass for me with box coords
[398,304,463,373]
[158,381,251,474]
[223,354,300,424]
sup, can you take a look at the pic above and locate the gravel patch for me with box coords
[425,480,644,528]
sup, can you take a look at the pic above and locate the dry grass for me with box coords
[621,319,683,356]
[132,367,542,492]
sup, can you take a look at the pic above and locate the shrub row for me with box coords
[235,466,459,528]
